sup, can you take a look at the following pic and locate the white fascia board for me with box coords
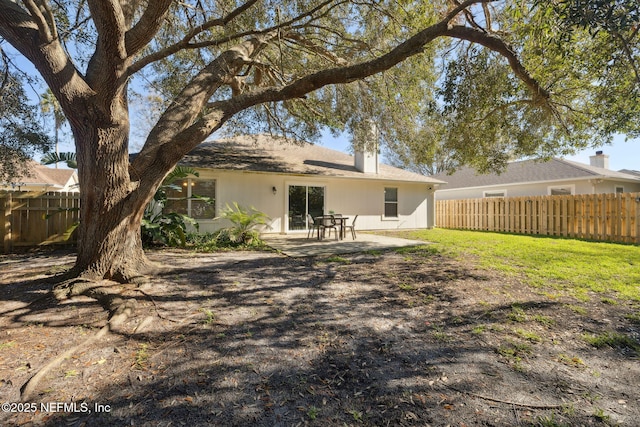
[436,176,604,192]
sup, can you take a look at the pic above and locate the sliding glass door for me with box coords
[288,185,325,231]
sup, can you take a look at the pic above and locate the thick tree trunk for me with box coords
[74,198,149,282]
[69,102,161,284]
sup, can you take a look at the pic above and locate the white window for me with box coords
[483,190,506,198]
[615,186,624,194]
[164,179,216,219]
[547,185,574,196]
[384,187,398,218]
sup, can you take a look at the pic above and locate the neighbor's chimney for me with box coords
[589,151,609,169]
[354,121,379,174]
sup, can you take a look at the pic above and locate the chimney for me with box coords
[589,151,609,169]
[354,121,379,174]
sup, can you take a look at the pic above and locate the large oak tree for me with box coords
[0,0,627,289]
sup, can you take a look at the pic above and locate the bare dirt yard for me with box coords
[0,244,638,426]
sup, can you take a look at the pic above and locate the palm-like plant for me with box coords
[41,152,77,169]
[218,202,269,245]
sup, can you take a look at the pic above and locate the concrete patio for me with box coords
[263,232,426,257]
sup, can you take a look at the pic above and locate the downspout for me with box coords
[427,184,439,229]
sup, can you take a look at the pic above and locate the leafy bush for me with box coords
[217,202,269,246]
[180,203,270,250]
[186,230,267,251]
[141,166,209,247]
[142,211,198,247]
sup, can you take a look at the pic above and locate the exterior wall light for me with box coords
[272,186,277,195]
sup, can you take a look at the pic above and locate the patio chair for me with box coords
[321,215,339,240]
[343,215,358,239]
[307,214,322,239]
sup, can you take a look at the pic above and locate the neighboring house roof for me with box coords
[3,160,77,190]
[431,158,640,190]
[179,134,445,184]
[620,169,640,178]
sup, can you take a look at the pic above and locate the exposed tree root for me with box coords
[21,279,138,402]
[447,385,577,409]
[135,288,182,323]
[52,277,104,301]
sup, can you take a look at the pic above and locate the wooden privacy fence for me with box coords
[1,191,80,253]
[436,192,640,245]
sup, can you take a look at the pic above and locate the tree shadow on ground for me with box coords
[1,249,638,426]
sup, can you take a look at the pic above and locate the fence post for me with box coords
[3,192,12,253]
[625,194,632,244]
[635,193,640,245]
[615,193,622,243]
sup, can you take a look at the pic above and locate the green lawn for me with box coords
[399,229,640,301]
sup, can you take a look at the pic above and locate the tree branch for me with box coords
[125,1,173,57]
[134,0,545,182]
[284,32,349,66]
[0,0,92,112]
[128,0,261,75]
[452,0,487,32]
[612,31,640,86]
[132,31,279,174]
[87,0,127,59]
[174,21,457,149]
[127,0,342,76]
[21,0,56,42]
[85,0,131,98]
[444,25,551,104]
[136,0,521,166]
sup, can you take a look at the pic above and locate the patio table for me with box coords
[315,215,349,240]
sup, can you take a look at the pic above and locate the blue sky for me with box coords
[563,134,640,171]
[319,131,640,173]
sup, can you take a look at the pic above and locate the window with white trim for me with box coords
[164,179,216,219]
[384,187,398,218]
[483,190,506,198]
[548,185,574,196]
[615,186,624,194]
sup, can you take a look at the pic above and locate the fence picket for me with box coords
[437,193,640,245]
[1,191,80,253]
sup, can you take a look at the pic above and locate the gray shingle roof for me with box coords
[9,160,76,188]
[431,158,640,190]
[179,134,444,184]
[620,169,640,177]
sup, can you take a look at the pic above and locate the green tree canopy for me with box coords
[0,48,51,183]
[383,1,640,174]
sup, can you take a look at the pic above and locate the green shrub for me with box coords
[141,167,207,247]
[217,202,269,245]
[142,211,198,247]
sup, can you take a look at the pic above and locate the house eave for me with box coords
[190,166,444,185]
[435,175,639,192]
[2,182,64,188]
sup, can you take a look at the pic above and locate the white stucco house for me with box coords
[160,134,445,234]
[0,160,79,193]
[431,151,640,201]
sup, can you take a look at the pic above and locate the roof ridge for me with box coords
[553,158,602,176]
[559,158,640,180]
[183,135,445,184]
